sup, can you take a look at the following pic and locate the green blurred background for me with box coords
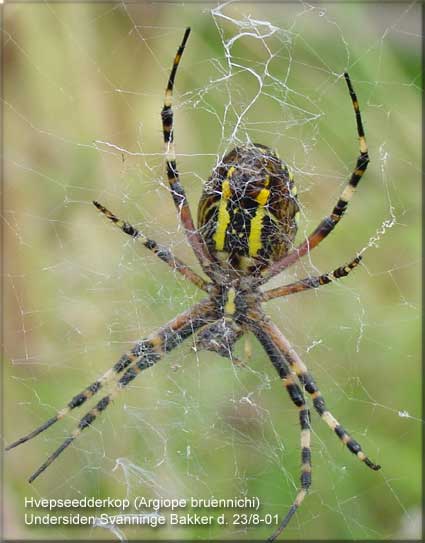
[4,2,421,541]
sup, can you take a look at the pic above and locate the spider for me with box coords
[7,28,381,540]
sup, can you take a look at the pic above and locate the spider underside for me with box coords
[7,28,381,541]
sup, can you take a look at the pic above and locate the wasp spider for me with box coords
[7,28,380,540]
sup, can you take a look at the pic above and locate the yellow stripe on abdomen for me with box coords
[248,188,270,257]
[213,180,231,251]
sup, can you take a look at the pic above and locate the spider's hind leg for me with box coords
[6,299,215,482]
[258,318,381,472]
[5,352,137,453]
[249,318,312,540]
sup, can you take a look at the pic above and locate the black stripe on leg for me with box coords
[68,381,101,409]
[114,354,135,373]
[299,373,319,395]
[301,470,311,488]
[300,469,311,489]
[347,439,362,454]
[335,424,361,454]
[145,239,158,251]
[318,275,333,286]
[122,222,139,238]
[349,155,369,188]
[161,106,173,125]
[301,447,311,465]
[332,199,348,218]
[79,412,96,430]
[333,265,353,279]
[300,408,311,430]
[335,424,345,439]
[161,107,173,143]
[286,383,305,407]
[78,396,111,431]
[167,178,186,206]
[118,367,138,387]
[68,394,87,410]
[96,396,111,413]
[357,153,369,170]
[117,351,158,386]
[312,395,326,415]
[166,161,179,181]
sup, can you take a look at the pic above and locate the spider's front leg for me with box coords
[161,28,216,279]
[6,299,216,483]
[259,72,369,286]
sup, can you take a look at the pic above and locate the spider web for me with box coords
[3,2,422,541]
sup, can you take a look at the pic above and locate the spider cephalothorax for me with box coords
[7,27,380,541]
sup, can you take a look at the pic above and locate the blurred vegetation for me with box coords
[4,3,421,541]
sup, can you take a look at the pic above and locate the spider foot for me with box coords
[267,489,307,542]
[361,453,381,471]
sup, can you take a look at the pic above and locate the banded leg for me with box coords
[258,72,369,286]
[93,201,209,292]
[251,322,312,541]
[5,341,148,452]
[6,298,215,482]
[254,316,381,471]
[262,255,361,302]
[161,28,216,280]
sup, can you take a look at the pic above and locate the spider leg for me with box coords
[5,340,147,451]
[262,255,361,301]
[248,318,311,540]
[258,72,369,286]
[93,201,209,292]
[161,28,216,279]
[253,316,381,472]
[6,298,215,482]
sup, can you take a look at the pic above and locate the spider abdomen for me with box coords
[198,144,299,274]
